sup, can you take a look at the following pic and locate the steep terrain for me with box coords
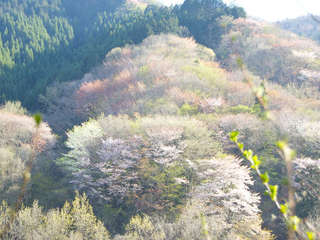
[1,1,320,239]
[0,0,182,107]
[38,32,320,238]
[1,34,276,238]
[0,0,245,108]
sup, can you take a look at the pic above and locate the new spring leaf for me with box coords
[229,131,239,142]
[260,172,269,184]
[269,185,278,201]
[251,155,261,169]
[33,113,42,127]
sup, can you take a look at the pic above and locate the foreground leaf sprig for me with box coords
[230,131,316,240]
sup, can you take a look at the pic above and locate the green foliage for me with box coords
[260,172,270,184]
[116,156,273,240]
[121,214,165,240]
[0,147,25,204]
[307,232,316,240]
[142,98,179,115]
[179,103,198,115]
[182,62,227,87]
[227,104,253,114]
[33,113,42,127]
[0,193,110,239]
[1,101,26,115]
[0,0,246,109]
[218,113,281,165]
[4,2,320,238]
[177,0,245,50]
[138,161,193,217]
[28,170,72,209]
[230,131,316,239]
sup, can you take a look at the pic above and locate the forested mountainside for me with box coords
[38,32,320,238]
[0,34,274,239]
[1,0,320,240]
[278,15,320,43]
[0,0,180,107]
[0,0,243,108]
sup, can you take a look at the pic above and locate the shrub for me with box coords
[179,103,199,116]
[1,101,27,115]
[227,104,253,114]
[0,193,110,240]
[217,113,279,158]
[116,214,166,240]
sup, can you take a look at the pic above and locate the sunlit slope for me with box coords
[0,0,182,108]
[41,34,228,132]
[13,33,320,239]
[217,18,320,97]
[41,33,320,132]
[44,33,274,238]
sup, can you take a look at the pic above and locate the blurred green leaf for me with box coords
[260,172,269,184]
[269,185,278,201]
[288,216,300,231]
[280,203,288,215]
[307,232,315,240]
[33,113,42,127]
[229,131,239,142]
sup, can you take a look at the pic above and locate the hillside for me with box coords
[33,33,320,238]
[217,18,320,98]
[1,1,320,240]
[0,0,182,107]
[278,15,320,43]
[0,0,244,109]
[1,34,277,238]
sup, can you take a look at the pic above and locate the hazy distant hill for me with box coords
[278,15,320,42]
[217,18,320,97]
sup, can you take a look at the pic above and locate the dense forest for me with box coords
[1,0,320,239]
[0,0,243,108]
[0,0,177,107]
